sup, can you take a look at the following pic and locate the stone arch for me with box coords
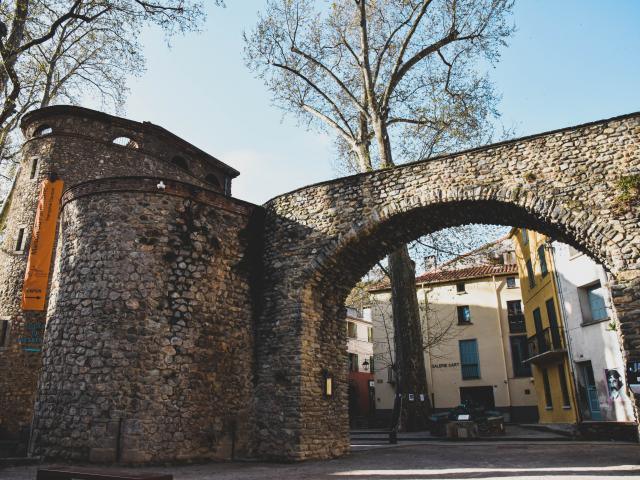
[254,112,640,461]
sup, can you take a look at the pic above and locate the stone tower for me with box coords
[0,106,259,462]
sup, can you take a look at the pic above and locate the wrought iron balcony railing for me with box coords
[525,327,566,364]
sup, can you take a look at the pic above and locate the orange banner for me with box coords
[21,179,64,311]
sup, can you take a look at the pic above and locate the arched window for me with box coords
[205,174,221,190]
[112,136,139,149]
[33,125,53,137]
[171,156,189,171]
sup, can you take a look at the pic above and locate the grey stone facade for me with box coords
[0,106,638,463]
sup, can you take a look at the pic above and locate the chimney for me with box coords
[424,255,437,271]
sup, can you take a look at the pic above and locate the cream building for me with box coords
[369,241,539,423]
[346,306,374,373]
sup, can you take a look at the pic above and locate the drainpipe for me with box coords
[547,241,583,425]
[421,283,434,409]
[492,275,512,418]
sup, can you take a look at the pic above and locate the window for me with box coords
[457,305,471,324]
[538,245,548,277]
[521,228,529,245]
[0,318,10,347]
[456,282,466,293]
[387,365,396,383]
[29,158,39,180]
[587,283,608,322]
[558,364,571,408]
[503,251,516,265]
[506,276,517,288]
[369,355,375,373]
[367,327,373,343]
[545,298,562,349]
[14,226,27,253]
[542,368,553,408]
[348,353,359,372]
[532,307,545,354]
[526,259,535,289]
[507,300,525,333]
[510,335,531,377]
[459,339,480,379]
[347,321,357,339]
[33,125,53,137]
[112,136,139,149]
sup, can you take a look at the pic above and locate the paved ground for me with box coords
[2,442,639,479]
[351,424,570,445]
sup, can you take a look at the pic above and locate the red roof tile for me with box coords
[368,264,518,292]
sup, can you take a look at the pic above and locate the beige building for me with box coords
[369,242,539,423]
[346,306,374,373]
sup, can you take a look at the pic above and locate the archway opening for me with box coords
[289,199,637,454]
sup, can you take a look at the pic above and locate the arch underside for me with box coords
[307,199,614,304]
[258,194,639,460]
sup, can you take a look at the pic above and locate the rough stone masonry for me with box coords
[0,105,638,463]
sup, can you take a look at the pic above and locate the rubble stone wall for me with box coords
[31,179,257,463]
[256,112,640,459]
[2,105,639,463]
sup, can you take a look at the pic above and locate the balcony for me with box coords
[525,327,567,365]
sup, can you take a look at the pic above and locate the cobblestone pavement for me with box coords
[2,441,639,479]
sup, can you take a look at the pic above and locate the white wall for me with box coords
[552,242,635,422]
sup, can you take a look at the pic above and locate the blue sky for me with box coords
[118,1,640,205]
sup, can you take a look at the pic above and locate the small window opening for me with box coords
[171,156,189,171]
[205,173,221,189]
[33,125,53,137]
[0,319,9,347]
[456,282,466,293]
[506,276,517,289]
[15,227,26,253]
[457,305,471,324]
[112,136,139,149]
[29,158,39,180]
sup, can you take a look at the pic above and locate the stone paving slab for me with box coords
[2,442,639,480]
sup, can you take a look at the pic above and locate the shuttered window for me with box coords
[459,339,480,380]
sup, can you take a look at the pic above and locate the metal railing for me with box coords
[526,327,564,359]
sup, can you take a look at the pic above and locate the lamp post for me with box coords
[362,358,370,372]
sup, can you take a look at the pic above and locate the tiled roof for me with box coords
[369,264,518,292]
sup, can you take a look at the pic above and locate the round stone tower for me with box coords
[0,106,258,462]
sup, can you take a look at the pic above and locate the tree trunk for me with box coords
[388,244,432,431]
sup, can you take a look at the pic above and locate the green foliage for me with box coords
[615,174,640,205]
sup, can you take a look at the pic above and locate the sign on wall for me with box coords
[21,179,64,311]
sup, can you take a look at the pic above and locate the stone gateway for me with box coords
[0,106,638,463]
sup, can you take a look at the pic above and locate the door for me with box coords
[460,386,495,411]
[577,361,602,420]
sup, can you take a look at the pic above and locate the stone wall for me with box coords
[30,179,258,462]
[2,106,639,463]
[0,105,247,458]
[256,112,640,459]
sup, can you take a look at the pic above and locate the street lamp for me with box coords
[361,358,370,372]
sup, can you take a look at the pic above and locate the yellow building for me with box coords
[510,228,579,424]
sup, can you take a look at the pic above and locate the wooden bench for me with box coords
[36,466,172,480]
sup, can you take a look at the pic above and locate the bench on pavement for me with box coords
[36,466,172,480]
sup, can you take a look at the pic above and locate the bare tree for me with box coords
[246,0,513,430]
[0,0,224,197]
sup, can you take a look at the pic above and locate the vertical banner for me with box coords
[21,179,64,311]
